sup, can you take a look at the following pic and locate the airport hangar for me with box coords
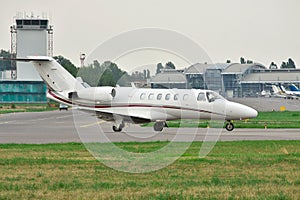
[150,63,300,98]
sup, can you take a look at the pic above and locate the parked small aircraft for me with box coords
[271,85,288,98]
[288,84,300,96]
[270,84,299,99]
[1,56,258,131]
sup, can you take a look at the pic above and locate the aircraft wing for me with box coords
[75,104,173,124]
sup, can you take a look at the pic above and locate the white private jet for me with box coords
[1,56,258,131]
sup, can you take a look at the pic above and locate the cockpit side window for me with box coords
[197,92,206,101]
[206,91,224,103]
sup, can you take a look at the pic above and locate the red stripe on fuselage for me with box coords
[48,90,224,116]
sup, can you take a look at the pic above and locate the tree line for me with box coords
[0,49,298,84]
[226,56,297,69]
[54,56,152,87]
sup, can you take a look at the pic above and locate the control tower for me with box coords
[11,13,53,80]
[0,13,53,103]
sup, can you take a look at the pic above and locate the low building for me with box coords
[150,69,188,89]
[150,62,300,98]
[0,80,47,103]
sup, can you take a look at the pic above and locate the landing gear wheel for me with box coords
[154,121,164,132]
[112,122,124,132]
[112,125,122,132]
[225,122,234,131]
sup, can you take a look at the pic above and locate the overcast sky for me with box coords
[0,0,299,71]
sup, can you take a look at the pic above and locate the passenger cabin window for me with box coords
[140,93,146,100]
[174,94,179,101]
[197,92,206,101]
[183,94,189,101]
[165,93,171,100]
[157,93,162,100]
[148,93,154,100]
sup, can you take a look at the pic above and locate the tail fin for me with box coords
[279,85,286,92]
[1,56,84,97]
[272,85,280,94]
[289,84,300,91]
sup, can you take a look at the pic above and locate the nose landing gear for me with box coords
[225,121,234,131]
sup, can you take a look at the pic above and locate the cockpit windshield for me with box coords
[206,91,224,102]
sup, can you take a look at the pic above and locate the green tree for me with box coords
[156,63,163,74]
[0,49,12,71]
[240,57,246,64]
[269,62,277,69]
[165,61,176,69]
[146,69,150,78]
[287,58,296,68]
[281,62,287,69]
[53,55,78,77]
[280,58,296,69]
[77,60,130,87]
[226,59,231,63]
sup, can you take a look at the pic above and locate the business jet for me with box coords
[1,56,258,132]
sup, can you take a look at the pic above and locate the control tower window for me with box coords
[24,20,31,25]
[41,20,48,25]
[32,20,39,25]
[16,20,22,25]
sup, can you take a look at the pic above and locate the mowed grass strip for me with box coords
[0,103,57,114]
[0,141,299,199]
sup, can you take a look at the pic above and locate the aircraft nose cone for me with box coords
[227,102,258,120]
[244,106,258,119]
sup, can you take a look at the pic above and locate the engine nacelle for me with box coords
[75,86,116,102]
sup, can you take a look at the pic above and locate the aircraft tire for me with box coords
[225,122,234,131]
[112,126,122,132]
[154,121,164,132]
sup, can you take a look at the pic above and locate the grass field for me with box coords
[0,141,299,199]
[0,103,57,114]
[144,111,300,129]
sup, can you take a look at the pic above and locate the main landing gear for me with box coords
[225,121,234,131]
[112,121,124,132]
[153,121,167,132]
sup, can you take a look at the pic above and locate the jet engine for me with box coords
[71,87,116,102]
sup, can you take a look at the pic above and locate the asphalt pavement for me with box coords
[0,110,299,144]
